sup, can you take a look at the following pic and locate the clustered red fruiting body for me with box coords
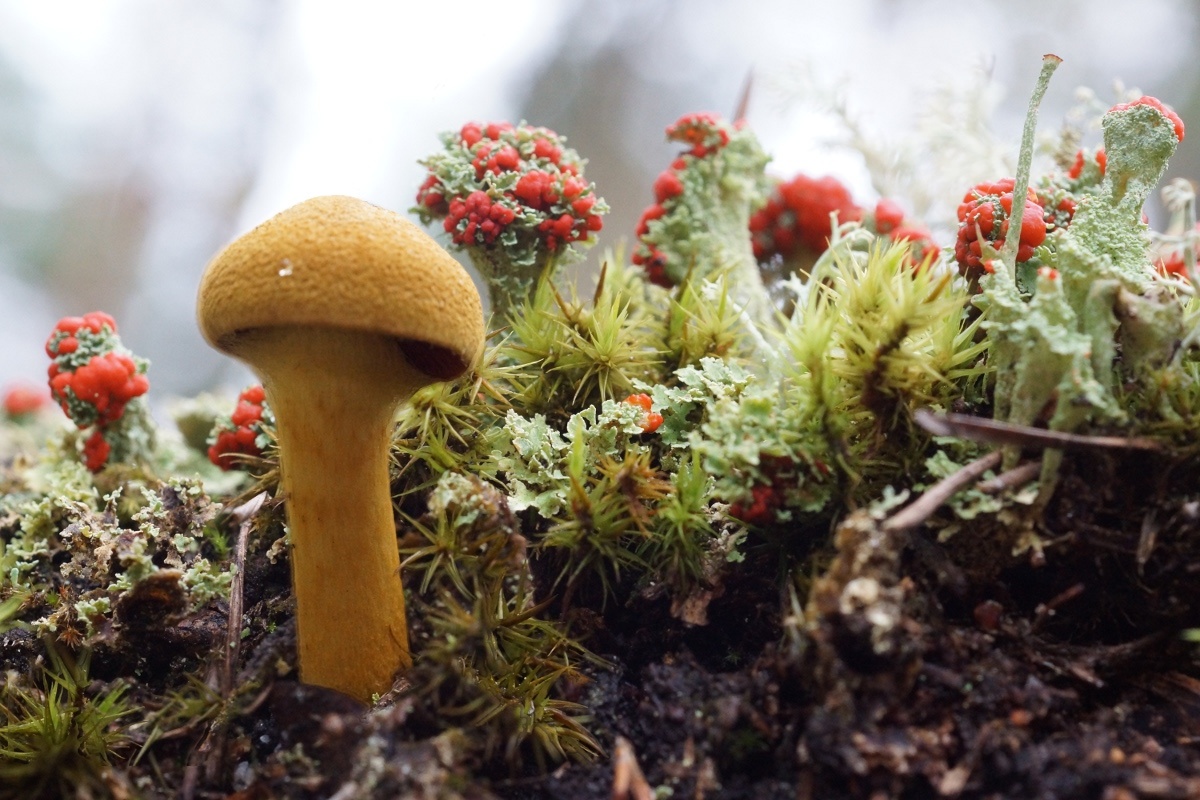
[749,174,863,262]
[726,454,799,525]
[666,111,731,158]
[1034,188,1078,235]
[207,384,271,470]
[954,178,1048,284]
[415,121,606,259]
[45,312,149,471]
[725,453,833,525]
[2,383,49,418]
[631,161,686,287]
[622,393,663,434]
[872,198,906,234]
[1067,147,1107,181]
[1111,96,1186,143]
[865,199,941,268]
[728,484,781,526]
[748,179,939,270]
[631,112,758,287]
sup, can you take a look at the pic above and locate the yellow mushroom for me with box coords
[196,195,484,702]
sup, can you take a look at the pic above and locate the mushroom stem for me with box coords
[239,326,422,703]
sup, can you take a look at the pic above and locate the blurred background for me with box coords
[1,0,1198,401]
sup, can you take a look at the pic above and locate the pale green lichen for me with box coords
[984,78,1185,468]
[493,399,646,517]
[2,460,229,643]
[180,558,231,606]
[638,115,774,321]
[647,356,754,456]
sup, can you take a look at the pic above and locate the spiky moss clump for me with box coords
[0,643,135,799]
[396,464,731,769]
[390,283,663,495]
[497,262,667,419]
[391,342,517,496]
[399,473,602,770]
[680,235,985,525]
[389,232,984,649]
[660,270,755,372]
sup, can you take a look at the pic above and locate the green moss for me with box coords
[0,644,134,799]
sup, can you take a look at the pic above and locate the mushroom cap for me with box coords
[197,195,484,380]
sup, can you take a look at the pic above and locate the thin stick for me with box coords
[977,461,1042,494]
[612,736,654,800]
[197,491,268,789]
[883,451,1002,532]
[224,491,267,693]
[915,409,1161,452]
[732,70,754,124]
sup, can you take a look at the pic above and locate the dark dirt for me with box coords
[7,451,1200,799]
[481,451,1200,799]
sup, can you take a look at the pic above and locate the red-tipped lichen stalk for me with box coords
[632,112,774,323]
[45,311,153,472]
[208,384,272,470]
[415,121,608,321]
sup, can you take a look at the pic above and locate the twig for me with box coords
[883,451,1002,532]
[977,461,1041,494]
[224,491,267,695]
[1032,582,1085,631]
[184,491,268,797]
[915,409,1162,452]
[732,70,754,123]
[1137,508,1159,575]
[611,736,654,800]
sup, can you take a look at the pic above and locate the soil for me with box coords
[6,448,1200,799]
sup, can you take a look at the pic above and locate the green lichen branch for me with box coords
[997,54,1061,282]
[982,56,1186,498]
[632,113,775,326]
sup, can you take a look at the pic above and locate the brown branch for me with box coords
[223,491,267,695]
[184,491,269,798]
[732,70,754,123]
[883,450,1002,533]
[612,736,654,800]
[914,409,1162,452]
[977,461,1041,494]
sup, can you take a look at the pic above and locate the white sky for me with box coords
[0,0,1195,396]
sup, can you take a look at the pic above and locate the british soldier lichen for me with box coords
[414,121,609,321]
[633,112,775,322]
[982,59,1188,474]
